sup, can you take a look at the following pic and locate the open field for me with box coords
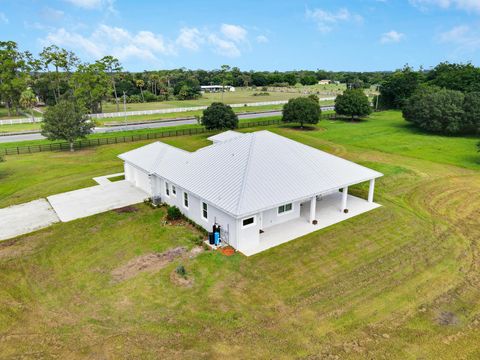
[101,87,335,113]
[1,111,479,358]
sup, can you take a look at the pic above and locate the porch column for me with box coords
[341,186,348,212]
[309,196,316,224]
[368,178,375,203]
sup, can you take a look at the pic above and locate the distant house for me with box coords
[318,80,332,85]
[119,131,382,256]
[201,85,235,93]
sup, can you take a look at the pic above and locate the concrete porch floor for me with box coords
[241,193,381,256]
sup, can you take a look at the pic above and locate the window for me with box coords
[165,182,170,196]
[172,185,176,195]
[278,203,293,214]
[242,216,255,228]
[202,202,208,220]
[183,192,189,208]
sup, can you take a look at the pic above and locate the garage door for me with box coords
[124,163,151,194]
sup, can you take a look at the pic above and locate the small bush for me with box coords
[0,154,4,163]
[127,94,143,103]
[253,92,270,96]
[176,265,187,277]
[167,205,182,221]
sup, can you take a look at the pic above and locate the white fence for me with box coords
[0,117,43,125]
[89,100,292,119]
[0,98,337,125]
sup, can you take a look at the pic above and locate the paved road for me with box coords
[0,107,334,144]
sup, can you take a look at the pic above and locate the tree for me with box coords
[99,56,122,111]
[40,45,78,103]
[41,99,94,151]
[427,62,480,93]
[201,102,238,130]
[334,89,372,120]
[19,88,36,119]
[70,61,110,113]
[403,87,466,134]
[463,92,480,134]
[0,41,29,116]
[136,79,145,102]
[282,97,321,128]
[379,65,422,109]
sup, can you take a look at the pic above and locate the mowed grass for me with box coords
[101,87,335,112]
[1,111,480,358]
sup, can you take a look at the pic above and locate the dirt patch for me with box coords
[437,311,460,326]
[113,205,138,214]
[111,246,187,282]
[170,270,194,287]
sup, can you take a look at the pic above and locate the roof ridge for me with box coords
[234,132,257,214]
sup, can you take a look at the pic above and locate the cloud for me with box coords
[41,7,65,21]
[380,30,405,43]
[438,25,480,52]
[176,27,204,51]
[208,34,241,57]
[40,22,252,63]
[306,7,363,33]
[220,24,247,42]
[256,35,269,43]
[410,0,480,12]
[64,0,115,12]
[41,24,175,64]
[0,12,9,24]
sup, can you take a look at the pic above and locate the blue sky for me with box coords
[1,0,480,71]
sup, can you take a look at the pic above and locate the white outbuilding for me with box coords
[119,130,383,256]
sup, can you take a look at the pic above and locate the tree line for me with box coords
[1,40,392,117]
[377,63,480,135]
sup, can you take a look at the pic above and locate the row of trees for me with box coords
[377,63,480,135]
[1,40,395,117]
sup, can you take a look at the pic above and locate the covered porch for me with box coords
[241,185,380,256]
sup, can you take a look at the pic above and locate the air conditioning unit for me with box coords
[152,196,162,206]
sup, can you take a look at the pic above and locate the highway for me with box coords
[0,106,334,144]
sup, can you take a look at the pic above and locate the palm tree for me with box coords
[19,88,37,120]
[136,79,145,102]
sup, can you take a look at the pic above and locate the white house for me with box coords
[119,131,383,256]
[200,85,235,93]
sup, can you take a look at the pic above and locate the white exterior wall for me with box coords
[124,163,152,194]
[151,177,239,247]
[235,200,303,252]
[261,200,302,229]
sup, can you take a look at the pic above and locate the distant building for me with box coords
[201,85,235,93]
[318,80,332,85]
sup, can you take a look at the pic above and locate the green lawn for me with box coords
[1,111,479,358]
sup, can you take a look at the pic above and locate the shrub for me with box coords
[142,90,158,102]
[252,92,269,96]
[201,102,238,130]
[127,94,143,103]
[176,265,187,277]
[308,94,319,103]
[166,205,182,221]
[282,97,321,128]
[0,154,4,162]
[403,87,467,134]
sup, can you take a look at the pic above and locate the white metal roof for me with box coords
[118,131,383,218]
[207,130,244,143]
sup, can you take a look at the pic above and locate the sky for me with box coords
[1,0,480,72]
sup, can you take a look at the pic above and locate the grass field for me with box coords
[1,111,479,358]
[101,87,334,113]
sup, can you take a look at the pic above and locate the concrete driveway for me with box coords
[0,199,60,241]
[47,181,148,222]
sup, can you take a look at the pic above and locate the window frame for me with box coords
[278,203,293,215]
[201,202,208,221]
[242,216,256,229]
[183,192,189,209]
[165,181,170,197]
[172,185,176,196]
